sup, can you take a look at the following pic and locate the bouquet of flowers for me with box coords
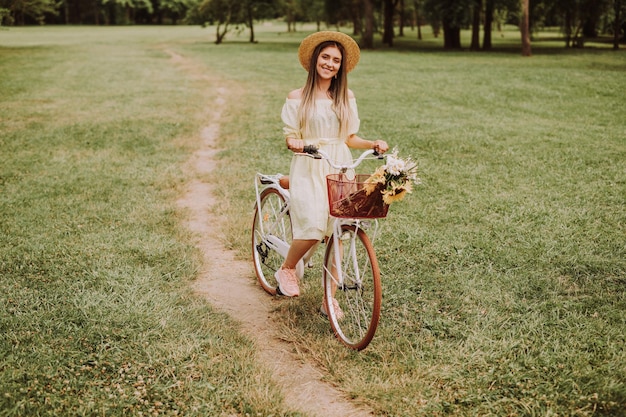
[363,149,420,205]
[327,149,420,219]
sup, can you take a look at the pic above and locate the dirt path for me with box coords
[168,48,373,417]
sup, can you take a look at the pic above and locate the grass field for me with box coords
[1,24,625,416]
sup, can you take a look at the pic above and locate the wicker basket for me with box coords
[326,174,389,219]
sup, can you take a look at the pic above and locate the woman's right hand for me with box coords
[286,138,304,153]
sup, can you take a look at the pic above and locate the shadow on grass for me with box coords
[197,32,625,59]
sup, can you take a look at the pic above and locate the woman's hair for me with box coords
[298,41,354,140]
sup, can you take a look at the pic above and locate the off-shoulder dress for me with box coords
[281,97,360,240]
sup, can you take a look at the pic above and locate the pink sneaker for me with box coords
[274,268,300,297]
[321,298,344,321]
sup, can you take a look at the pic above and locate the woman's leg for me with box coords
[282,239,319,269]
[275,239,318,297]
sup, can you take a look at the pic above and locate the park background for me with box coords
[2,0,625,51]
[1,2,626,415]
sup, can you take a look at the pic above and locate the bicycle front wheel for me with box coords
[252,188,291,295]
[323,224,382,351]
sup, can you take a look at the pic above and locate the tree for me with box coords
[361,0,375,48]
[281,0,297,32]
[319,0,365,35]
[397,0,405,36]
[382,0,397,45]
[0,7,11,24]
[520,0,531,55]
[193,0,241,43]
[550,0,608,47]
[99,0,153,24]
[301,0,324,30]
[413,0,423,39]
[423,0,470,49]
[483,0,494,49]
[470,0,481,50]
[242,0,277,43]
[156,0,195,24]
[3,0,57,24]
[244,0,256,42]
[347,0,363,35]
[613,0,624,49]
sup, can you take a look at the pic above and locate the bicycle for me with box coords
[252,146,388,351]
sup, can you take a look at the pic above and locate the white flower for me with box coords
[384,154,406,176]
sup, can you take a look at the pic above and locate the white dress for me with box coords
[281,98,360,240]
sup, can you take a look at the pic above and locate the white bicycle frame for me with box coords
[327,214,382,291]
[257,149,383,286]
[254,148,384,286]
[254,173,312,278]
[315,149,384,292]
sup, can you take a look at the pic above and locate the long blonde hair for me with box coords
[298,41,353,141]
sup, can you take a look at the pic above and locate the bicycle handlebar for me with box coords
[302,144,320,155]
[299,145,382,171]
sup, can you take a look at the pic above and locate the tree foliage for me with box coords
[422,0,471,48]
[186,0,277,43]
[1,0,623,51]
[2,0,57,24]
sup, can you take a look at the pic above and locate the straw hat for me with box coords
[298,31,361,73]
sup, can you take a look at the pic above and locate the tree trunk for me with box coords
[613,0,622,50]
[216,24,226,44]
[520,0,531,56]
[93,0,99,25]
[398,0,405,37]
[74,0,82,24]
[470,0,481,51]
[249,20,255,43]
[285,2,295,33]
[383,0,394,46]
[414,0,422,40]
[361,0,375,49]
[442,19,461,49]
[62,0,69,24]
[564,8,572,47]
[247,3,255,43]
[215,10,231,45]
[351,0,362,35]
[483,0,493,50]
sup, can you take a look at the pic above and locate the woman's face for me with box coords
[315,45,342,80]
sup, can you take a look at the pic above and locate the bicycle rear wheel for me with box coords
[323,224,381,351]
[252,188,291,295]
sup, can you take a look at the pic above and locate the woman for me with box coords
[276,31,388,317]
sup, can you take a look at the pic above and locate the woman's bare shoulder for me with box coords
[287,88,303,99]
[348,89,356,99]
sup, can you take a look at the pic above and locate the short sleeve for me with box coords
[348,98,360,136]
[281,99,302,139]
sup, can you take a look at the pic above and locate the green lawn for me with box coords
[1,24,625,416]
[0,26,295,416]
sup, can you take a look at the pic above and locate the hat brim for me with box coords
[298,31,361,73]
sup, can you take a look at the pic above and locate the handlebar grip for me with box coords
[303,145,319,155]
